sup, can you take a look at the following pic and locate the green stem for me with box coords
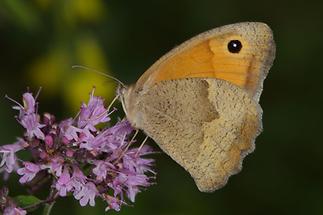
[42,202,55,215]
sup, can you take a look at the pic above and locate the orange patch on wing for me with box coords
[145,36,260,95]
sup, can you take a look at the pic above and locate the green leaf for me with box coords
[14,195,42,208]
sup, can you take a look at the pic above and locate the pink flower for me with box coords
[80,120,133,153]
[59,119,82,143]
[4,89,156,212]
[77,90,110,131]
[123,146,155,174]
[55,167,73,197]
[92,160,115,181]
[0,139,26,173]
[44,135,54,147]
[65,149,74,157]
[111,173,150,202]
[20,113,45,140]
[8,92,45,140]
[21,93,36,114]
[103,194,121,212]
[104,120,133,149]
[74,182,98,207]
[49,157,64,177]
[108,175,124,198]
[17,162,42,183]
[124,174,150,202]
[3,206,27,215]
[43,113,55,126]
[70,166,87,192]
[12,93,36,118]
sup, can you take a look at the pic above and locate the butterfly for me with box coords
[118,22,275,192]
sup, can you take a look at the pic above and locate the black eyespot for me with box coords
[227,40,242,53]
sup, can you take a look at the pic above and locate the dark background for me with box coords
[1,0,323,214]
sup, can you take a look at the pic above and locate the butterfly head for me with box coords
[117,84,139,127]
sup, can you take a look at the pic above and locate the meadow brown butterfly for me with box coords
[119,22,275,192]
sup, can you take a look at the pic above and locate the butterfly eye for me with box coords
[227,40,242,53]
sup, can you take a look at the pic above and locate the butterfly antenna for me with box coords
[71,65,126,88]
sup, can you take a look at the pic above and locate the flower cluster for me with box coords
[0,89,155,213]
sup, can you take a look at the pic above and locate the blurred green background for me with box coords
[1,0,323,214]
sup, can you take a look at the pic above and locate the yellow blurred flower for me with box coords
[75,36,107,70]
[27,0,114,112]
[73,0,104,21]
[29,47,69,96]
